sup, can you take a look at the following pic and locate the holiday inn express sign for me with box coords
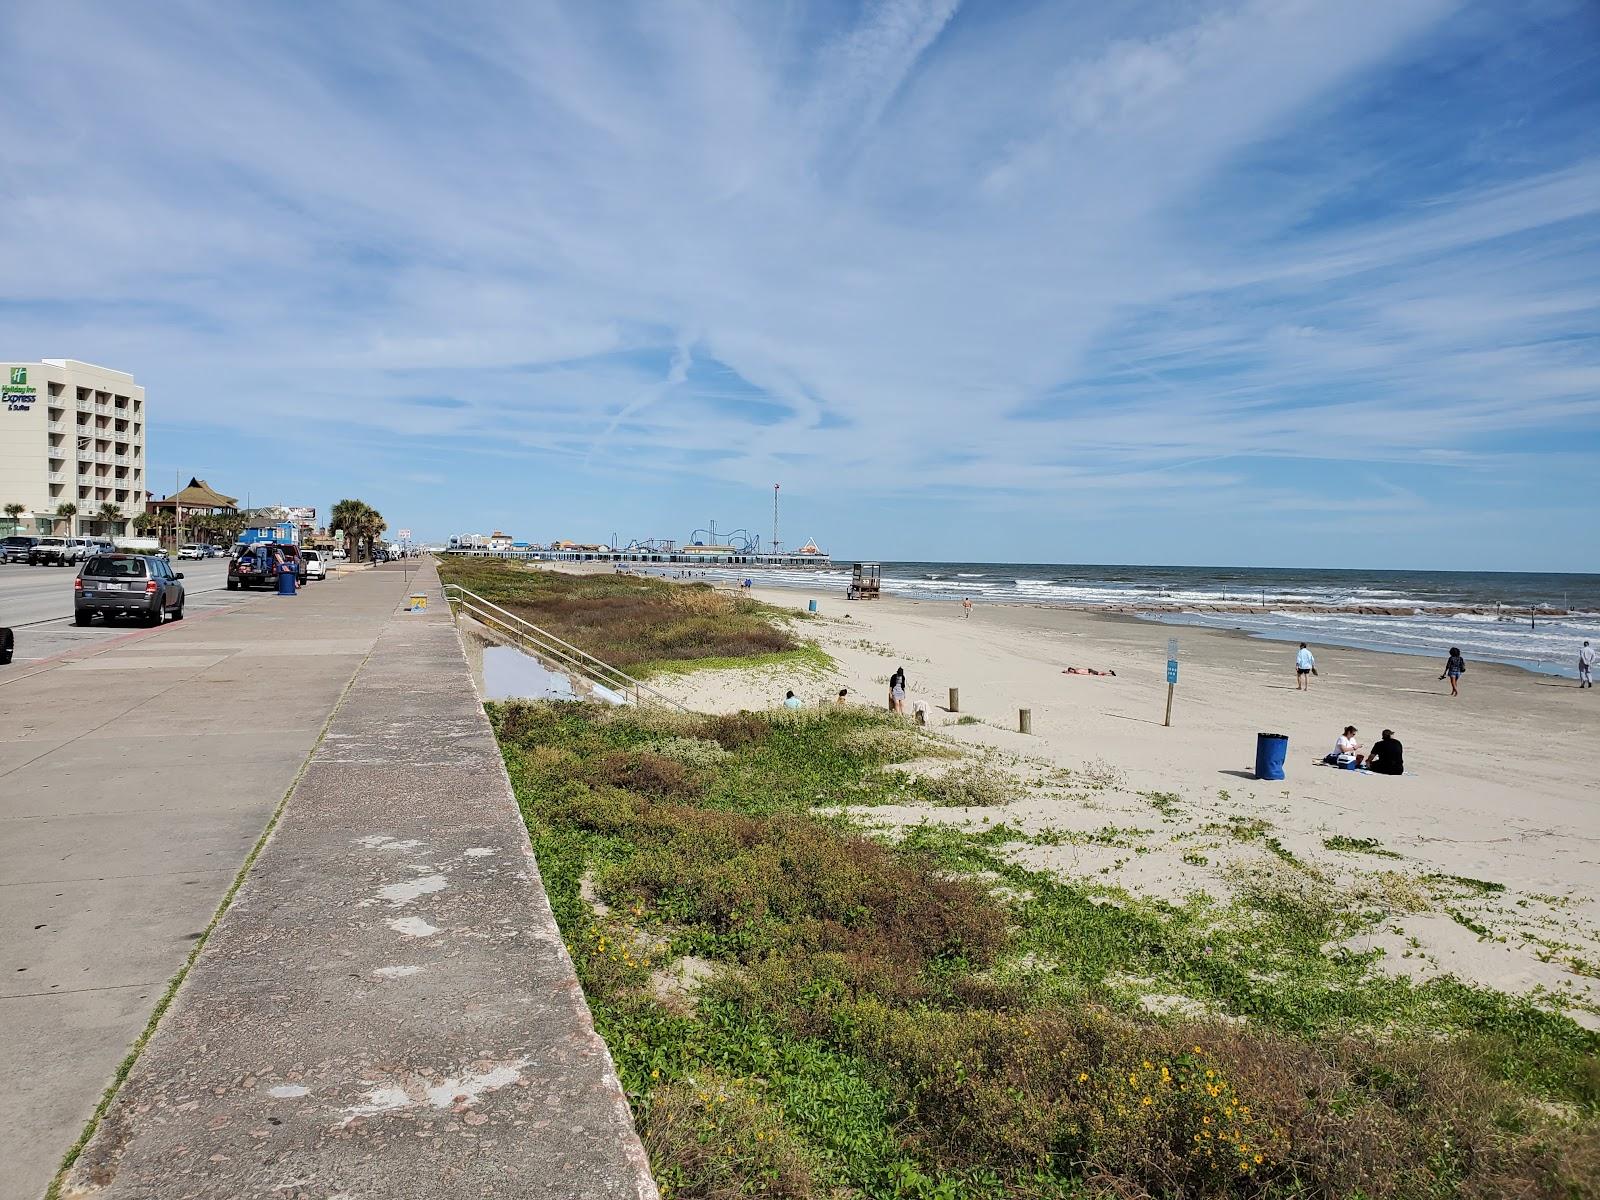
[4,366,37,411]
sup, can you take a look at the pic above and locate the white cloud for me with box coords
[0,0,1593,543]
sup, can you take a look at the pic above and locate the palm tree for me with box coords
[359,506,387,561]
[330,499,378,562]
[95,502,124,539]
[54,502,78,536]
[4,502,25,535]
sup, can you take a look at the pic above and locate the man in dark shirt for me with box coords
[1368,729,1404,776]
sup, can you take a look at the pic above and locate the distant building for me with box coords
[239,521,298,547]
[0,359,147,536]
[449,531,515,551]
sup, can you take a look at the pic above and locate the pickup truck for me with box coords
[227,544,307,590]
[30,537,84,566]
[2,535,40,563]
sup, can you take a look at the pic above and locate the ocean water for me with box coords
[648,561,1600,679]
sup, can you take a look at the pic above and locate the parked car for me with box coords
[329,546,347,560]
[210,544,229,557]
[2,535,40,563]
[178,543,207,560]
[75,554,185,626]
[301,549,326,580]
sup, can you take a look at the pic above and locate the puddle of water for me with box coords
[482,645,578,701]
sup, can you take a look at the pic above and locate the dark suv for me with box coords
[2,535,40,563]
[75,555,186,626]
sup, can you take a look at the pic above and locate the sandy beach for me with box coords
[643,580,1600,1027]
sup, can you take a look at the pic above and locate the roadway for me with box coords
[1,558,230,625]
[0,560,393,1200]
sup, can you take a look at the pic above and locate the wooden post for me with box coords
[1163,683,1174,728]
[948,686,960,713]
[1018,708,1031,734]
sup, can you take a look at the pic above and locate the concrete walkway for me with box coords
[61,561,655,1199]
[1,563,404,1200]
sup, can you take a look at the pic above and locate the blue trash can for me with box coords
[1255,732,1288,780]
[808,599,818,613]
[276,564,298,596]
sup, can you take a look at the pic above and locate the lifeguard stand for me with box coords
[847,562,881,600]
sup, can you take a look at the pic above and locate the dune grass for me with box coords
[491,701,1600,1200]
[437,556,826,676]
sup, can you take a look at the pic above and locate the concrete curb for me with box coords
[63,561,659,1199]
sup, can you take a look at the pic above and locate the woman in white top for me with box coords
[1331,725,1364,767]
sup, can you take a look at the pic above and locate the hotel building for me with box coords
[0,360,146,537]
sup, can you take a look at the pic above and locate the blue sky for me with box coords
[2,0,1597,568]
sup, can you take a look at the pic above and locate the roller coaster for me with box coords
[619,522,764,554]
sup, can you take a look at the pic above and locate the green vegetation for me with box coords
[437,556,828,677]
[1323,834,1403,859]
[493,701,1600,1199]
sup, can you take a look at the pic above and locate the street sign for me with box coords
[398,528,412,541]
[1163,637,1179,727]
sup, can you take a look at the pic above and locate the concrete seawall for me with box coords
[64,562,657,1198]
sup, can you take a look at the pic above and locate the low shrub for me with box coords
[590,749,702,798]
[918,763,1013,808]
[647,736,733,770]
[491,698,1600,1199]
[641,1073,819,1200]
[437,557,800,672]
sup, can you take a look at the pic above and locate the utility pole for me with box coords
[772,483,780,556]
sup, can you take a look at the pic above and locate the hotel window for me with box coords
[48,381,64,397]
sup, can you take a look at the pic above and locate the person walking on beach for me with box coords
[888,667,907,713]
[1295,643,1315,690]
[1441,647,1466,696]
[1580,640,1595,688]
[962,597,973,619]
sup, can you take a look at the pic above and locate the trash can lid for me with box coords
[1257,731,1289,739]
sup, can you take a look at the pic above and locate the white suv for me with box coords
[301,550,326,580]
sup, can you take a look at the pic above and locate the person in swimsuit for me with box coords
[962,597,973,619]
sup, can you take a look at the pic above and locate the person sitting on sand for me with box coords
[1368,729,1404,775]
[1062,667,1116,676]
[1441,647,1466,696]
[835,688,850,704]
[1325,725,1364,767]
[782,690,803,710]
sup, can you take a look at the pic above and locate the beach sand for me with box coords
[653,582,1600,1026]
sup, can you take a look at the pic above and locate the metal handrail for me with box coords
[442,583,688,711]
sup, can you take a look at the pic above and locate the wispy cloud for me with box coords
[0,0,1595,564]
